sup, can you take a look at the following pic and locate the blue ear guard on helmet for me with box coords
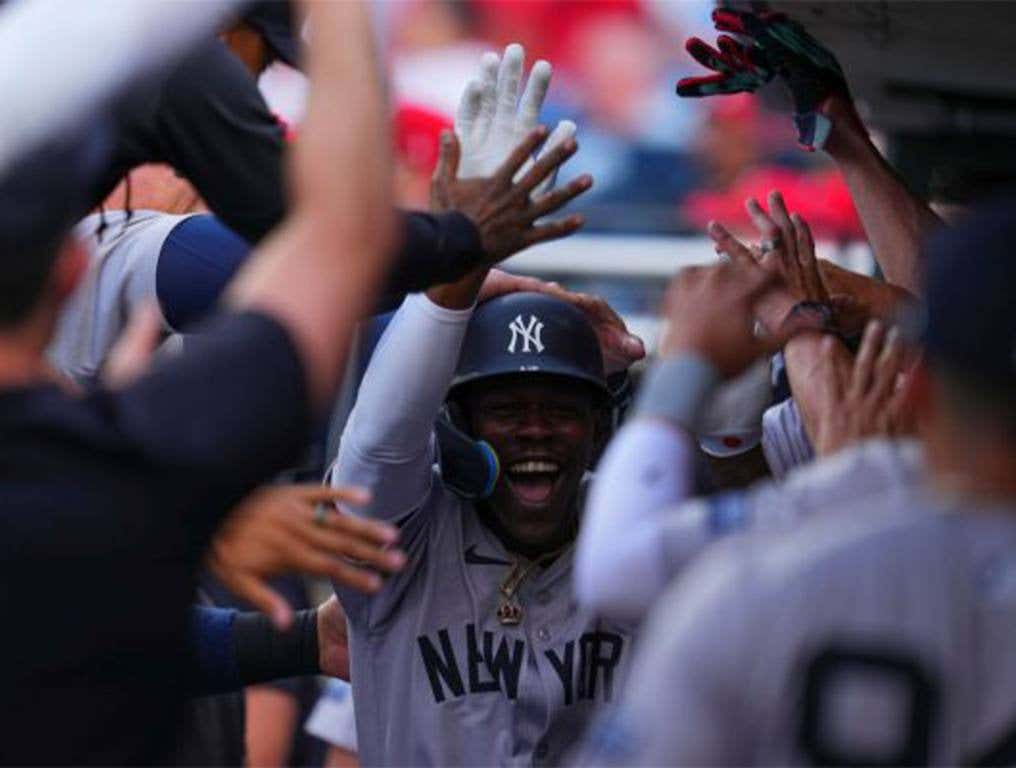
[435,413,500,501]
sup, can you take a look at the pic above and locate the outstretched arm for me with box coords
[225,0,394,412]
[577,259,787,620]
[331,127,589,522]
[819,95,942,293]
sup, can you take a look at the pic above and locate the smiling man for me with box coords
[329,277,634,765]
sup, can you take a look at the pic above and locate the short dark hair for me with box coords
[936,363,1016,437]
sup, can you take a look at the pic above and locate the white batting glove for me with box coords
[454,43,577,197]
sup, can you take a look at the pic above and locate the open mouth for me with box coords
[505,460,562,506]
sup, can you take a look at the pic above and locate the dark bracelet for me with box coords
[233,607,319,685]
[780,300,835,334]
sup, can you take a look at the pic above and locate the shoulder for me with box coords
[749,438,924,521]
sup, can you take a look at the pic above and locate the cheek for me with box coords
[557,421,596,460]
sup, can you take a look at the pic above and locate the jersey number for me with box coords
[797,646,937,766]
[797,645,1016,766]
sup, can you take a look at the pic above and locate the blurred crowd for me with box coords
[360,0,863,237]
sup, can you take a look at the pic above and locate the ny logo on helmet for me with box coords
[507,314,544,354]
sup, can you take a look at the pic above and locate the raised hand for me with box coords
[478,269,646,374]
[658,261,785,379]
[677,8,849,150]
[208,485,405,629]
[801,320,914,456]
[431,127,591,264]
[455,44,576,197]
[709,191,868,338]
[744,190,831,304]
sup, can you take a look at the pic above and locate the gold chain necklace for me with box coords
[496,547,565,625]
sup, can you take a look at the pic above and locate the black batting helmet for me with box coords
[448,292,609,400]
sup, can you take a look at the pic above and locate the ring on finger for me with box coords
[760,238,781,254]
[313,504,331,527]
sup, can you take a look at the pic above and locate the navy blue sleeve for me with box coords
[188,606,242,695]
[375,210,483,312]
[186,605,321,697]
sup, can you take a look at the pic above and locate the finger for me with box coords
[707,220,755,265]
[791,212,824,298]
[767,189,795,246]
[321,507,402,547]
[869,326,904,405]
[454,80,483,141]
[493,43,525,138]
[292,522,407,573]
[515,59,552,141]
[522,214,585,247]
[819,334,847,401]
[747,198,776,242]
[493,125,550,185]
[473,52,500,142]
[295,484,373,507]
[524,119,577,195]
[228,571,294,630]
[431,130,460,184]
[317,555,385,595]
[102,300,164,388]
[514,136,578,197]
[526,174,592,219]
[849,319,885,399]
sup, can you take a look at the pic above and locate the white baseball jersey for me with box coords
[329,293,634,766]
[577,488,1016,765]
[576,405,923,621]
[48,211,188,383]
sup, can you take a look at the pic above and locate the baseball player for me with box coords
[329,283,636,765]
[575,201,1016,765]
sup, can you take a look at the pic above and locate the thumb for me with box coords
[102,300,164,388]
[432,130,461,183]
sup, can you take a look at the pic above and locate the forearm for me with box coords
[226,1,395,412]
[187,606,319,696]
[824,98,942,294]
[782,331,849,449]
[331,293,473,521]
[576,356,718,620]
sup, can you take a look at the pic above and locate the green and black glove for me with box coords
[676,8,849,151]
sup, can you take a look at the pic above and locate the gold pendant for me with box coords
[497,598,522,625]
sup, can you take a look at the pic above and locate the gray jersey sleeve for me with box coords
[577,436,923,622]
[328,294,473,620]
[329,293,473,524]
[574,538,760,766]
[761,397,814,479]
[48,211,186,383]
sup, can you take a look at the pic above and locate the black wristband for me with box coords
[233,607,319,685]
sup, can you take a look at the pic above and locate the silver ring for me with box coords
[760,238,780,254]
[313,504,330,527]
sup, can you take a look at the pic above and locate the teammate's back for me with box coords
[601,492,1016,765]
